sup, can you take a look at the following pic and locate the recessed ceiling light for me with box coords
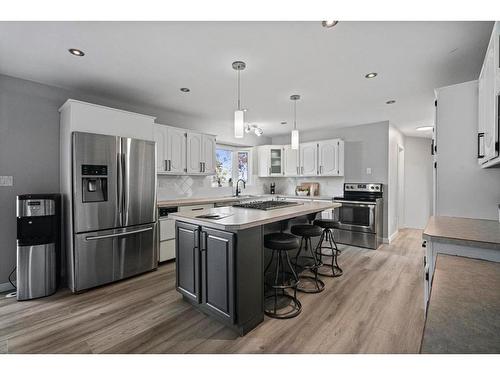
[68,48,85,57]
[365,72,378,79]
[180,88,190,93]
[416,126,433,132]
[281,121,287,125]
[386,100,396,105]
[322,21,339,28]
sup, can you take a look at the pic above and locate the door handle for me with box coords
[117,152,123,216]
[165,160,169,171]
[202,162,206,172]
[85,227,153,241]
[200,231,207,252]
[478,132,485,159]
[168,160,172,171]
[200,162,203,172]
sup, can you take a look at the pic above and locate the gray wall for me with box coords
[0,73,271,286]
[404,136,433,229]
[436,80,500,220]
[271,121,390,239]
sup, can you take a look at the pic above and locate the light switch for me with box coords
[0,176,13,186]
[366,168,372,175]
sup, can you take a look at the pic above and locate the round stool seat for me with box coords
[291,224,323,238]
[264,232,300,251]
[314,219,337,229]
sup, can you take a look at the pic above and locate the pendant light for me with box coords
[290,94,300,150]
[232,61,246,138]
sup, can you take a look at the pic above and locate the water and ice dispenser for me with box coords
[81,164,108,202]
[16,194,61,300]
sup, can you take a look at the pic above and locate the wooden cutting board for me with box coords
[299,182,320,196]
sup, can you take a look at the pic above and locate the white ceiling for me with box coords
[0,21,493,138]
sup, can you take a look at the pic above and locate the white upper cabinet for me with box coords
[284,145,300,176]
[478,21,500,167]
[257,138,344,177]
[167,127,187,174]
[186,132,204,174]
[257,146,284,176]
[154,125,187,174]
[318,139,344,176]
[186,132,216,175]
[300,142,318,176]
[202,134,216,174]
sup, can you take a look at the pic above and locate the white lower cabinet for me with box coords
[159,218,176,262]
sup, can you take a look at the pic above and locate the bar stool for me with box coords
[290,223,325,293]
[263,232,302,319]
[314,218,343,277]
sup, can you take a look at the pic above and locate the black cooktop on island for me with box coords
[233,200,302,211]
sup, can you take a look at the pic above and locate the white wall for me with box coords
[271,121,391,239]
[435,80,500,220]
[388,126,406,239]
[404,136,433,229]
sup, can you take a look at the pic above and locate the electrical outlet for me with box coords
[366,168,372,175]
[0,176,13,186]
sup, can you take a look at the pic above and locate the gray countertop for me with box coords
[157,194,333,208]
[423,216,500,250]
[169,201,341,231]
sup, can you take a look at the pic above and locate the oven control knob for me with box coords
[375,186,380,190]
[370,186,374,190]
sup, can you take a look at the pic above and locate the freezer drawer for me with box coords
[74,223,157,292]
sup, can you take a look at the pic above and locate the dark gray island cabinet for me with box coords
[170,201,341,335]
[175,221,263,335]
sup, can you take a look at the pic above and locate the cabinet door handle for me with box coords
[194,228,199,253]
[203,162,206,172]
[200,231,207,252]
[200,162,203,172]
[164,160,168,171]
[478,132,485,159]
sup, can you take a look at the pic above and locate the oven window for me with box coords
[339,205,371,226]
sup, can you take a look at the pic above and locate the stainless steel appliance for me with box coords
[233,200,301,210]
[333,183,383,249]
[69,132,157,292]
[16,194,61,300]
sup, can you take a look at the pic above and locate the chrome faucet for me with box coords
[235,179,246,197]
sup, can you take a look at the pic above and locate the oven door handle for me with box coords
[333,200,377,207]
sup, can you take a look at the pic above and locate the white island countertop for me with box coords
[169,201,341,231]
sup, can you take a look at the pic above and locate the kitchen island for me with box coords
[169,200,341,335]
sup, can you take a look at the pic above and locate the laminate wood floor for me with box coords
[0,229,425,354]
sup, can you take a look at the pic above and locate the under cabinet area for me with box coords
[154,124,216,175]
[175,221,263,334]
[258,138,344,177]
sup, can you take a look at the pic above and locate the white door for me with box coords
[153,125,168,173]
[284,145,300,176]
[186,132,203,174]
[300,142,318,176]
[202,135,216,174]
[166,127,186,174]
[318,140,338,176]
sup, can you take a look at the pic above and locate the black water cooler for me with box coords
[16,194,61,300]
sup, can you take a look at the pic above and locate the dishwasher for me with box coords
[158,207,178,262]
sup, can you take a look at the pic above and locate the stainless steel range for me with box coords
[333,183,383,249]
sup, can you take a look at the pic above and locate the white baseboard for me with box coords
[0,282,15,293]
[384,230,400,244]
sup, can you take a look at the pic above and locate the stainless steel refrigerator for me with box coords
[69,132,157,292]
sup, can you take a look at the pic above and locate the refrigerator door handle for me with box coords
[85,227,153,241]
[122,147,129,224]
[117,151,123,218]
